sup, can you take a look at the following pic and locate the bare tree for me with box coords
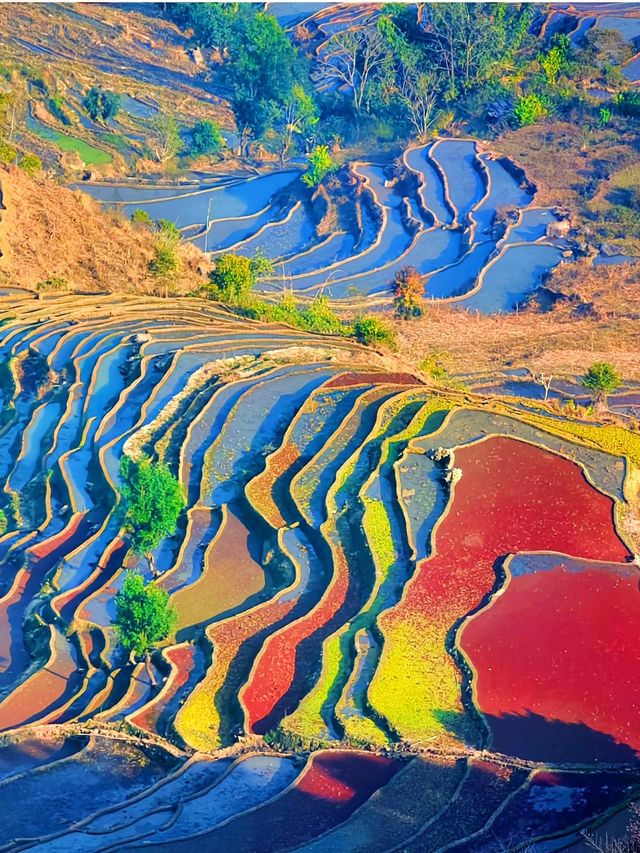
[532,371,554,402]
[317,24,388,114]
[398,70,443,142]
[148,113,181,164]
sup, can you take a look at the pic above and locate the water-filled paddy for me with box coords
[73,138,584,311]
[459,552,640,763]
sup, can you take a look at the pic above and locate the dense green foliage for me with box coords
[514,93,549,127]
[353,315,397,348]
[190,118,223,157]
[240,292,346,336]
[301,144,333,187]
[581,362,622,403]
[207,252,273,303]
[114,571,177,656]
[83,86,121,123]
[119,455,185,554]
[18,153,42,176]
[162,3,639,152]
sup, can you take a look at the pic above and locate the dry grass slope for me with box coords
[0,165,208,293]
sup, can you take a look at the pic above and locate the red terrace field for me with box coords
[376,435,631,741]
[147,751,400,853]
[0,513,93,685]
[129,643,196,737]
[326,372,419,388]
[241,543,350,734]
[459,556,640,764]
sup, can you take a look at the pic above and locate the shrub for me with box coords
[299,295,344,334]
[19,153,42,176]
[119,455,185,555]
[0,508,7,536]
[36,276,69,291]
[83,86,121,123]
[353,315,397,348]
[114,571,177,657]
[235,292,348,337]
[613,90,640,118]
[301,144,334,187]
[191,118,223,157]
[514,93,549,126]
[208,252,273,304]
[131,208,153,225]
[393,265,425,319]
[0,140,17,165]
[155,218,180,241]
[419,351,452,382]
[581,361,621,404]
[148,240,180,284]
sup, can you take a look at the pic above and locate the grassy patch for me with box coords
[29,117,113,165]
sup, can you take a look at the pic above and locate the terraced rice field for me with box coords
[76,137,579,312]
[0,291,639,849]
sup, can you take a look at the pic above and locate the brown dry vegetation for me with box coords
[0,3,235,176]
[0,165,209,293]
[497,119,640,254]
[390,285,640,381]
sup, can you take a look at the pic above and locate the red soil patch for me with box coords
[151,751,400,853]
[381,435,631,738]
[0,630,81,731]
[241,544,350,734]
[459,557,640,762]
[326,372,418,388]
[130,644,196,736]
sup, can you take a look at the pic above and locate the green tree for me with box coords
[353,315,397,348]
[581,361,621,406]
[539,35,571,86]
[302,145,334,188]
[191,119,223,157]
[280,83,318,162]
[19,153,42,176]
[83,86,121,123]
[208,252,273,303]
[149,113,181,164]
[120,455,185,555]
[514,93,549,126]
[113,571,177,679]
[223,12,302,155]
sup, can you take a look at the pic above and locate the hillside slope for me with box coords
[0,165,208,293]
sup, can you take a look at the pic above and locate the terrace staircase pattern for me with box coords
[0,292,638,850]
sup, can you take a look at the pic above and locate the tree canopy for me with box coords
[208,252,273,304]
[83,86,121,123]
[191,119,223,157]
[114,571,177,656]
[581,362,621,403]
[120,456,185,554]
